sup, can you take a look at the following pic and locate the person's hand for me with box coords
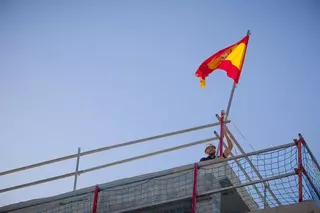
[223,126,230,139]
[222,125,227,135]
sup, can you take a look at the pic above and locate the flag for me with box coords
[195,35,249,88]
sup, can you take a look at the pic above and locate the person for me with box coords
[200,129,233,162]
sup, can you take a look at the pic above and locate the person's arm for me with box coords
[223,130,233,158]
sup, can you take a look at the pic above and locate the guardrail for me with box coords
[0,121,227,194]
[0,134,319,213]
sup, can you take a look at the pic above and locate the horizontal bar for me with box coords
[97,141,296,190]
[0,138,294,194]
[0,172,76,193]
[0,140,298,213]
[79,137,218,174]
[116,172,296,213]
[0,137,218,193]
[198,172,296,198]
[198,141,296,168]
[0,121,227,177]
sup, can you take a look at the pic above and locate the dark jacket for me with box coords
[200,154,226,162]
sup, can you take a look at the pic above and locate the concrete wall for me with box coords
[249,200,320,213]
[0,159,258,213]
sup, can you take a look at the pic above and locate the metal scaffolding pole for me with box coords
[214,131,269,207]
[216,114,281,205]
[198,172,296,198]
[297,134,320,200]
[73,147,81,191]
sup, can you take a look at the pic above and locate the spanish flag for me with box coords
[195,35,249,88]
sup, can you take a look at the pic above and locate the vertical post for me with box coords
[219,110,225,157]
[214,131,269,207]
[216,113,281,206]
[299,133,320,171]
[298,139,303,202]
[225,83,236,118]
[263,183,268,208]
[92,185,100,213]
[294,137,304,202]
[73,147,81,191]
[298,134,320,200]
[191,163,198,213]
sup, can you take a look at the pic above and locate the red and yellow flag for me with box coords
[195,35,249,88]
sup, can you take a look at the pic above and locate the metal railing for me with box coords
[0,121,227,194]
[0,135,319,213]
[0,119,320,213]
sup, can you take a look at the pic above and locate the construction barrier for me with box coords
[7,136,318,213]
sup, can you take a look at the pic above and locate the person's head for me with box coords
[205,144,216,156]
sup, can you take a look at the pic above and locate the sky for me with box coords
[0,0,320,207]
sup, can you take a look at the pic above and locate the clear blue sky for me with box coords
[0,0,319,206]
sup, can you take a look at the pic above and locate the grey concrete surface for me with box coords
[249,200,320,213]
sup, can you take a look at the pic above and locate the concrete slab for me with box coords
[249,200,320,213]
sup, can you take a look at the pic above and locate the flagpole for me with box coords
[225,30,250,119]
[221,30,250,157]
[219,110,225,157]
[225,83,237,118]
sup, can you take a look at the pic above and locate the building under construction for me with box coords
[0,112,320,213]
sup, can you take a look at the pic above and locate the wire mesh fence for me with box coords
[17,192,95,213]
[92,143,312,213]
[97,170,194,212]
[302,145,320,201]
[39,194,93,213]
[2,141,320,213]
[195,144,298,212]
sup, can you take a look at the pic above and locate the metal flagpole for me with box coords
[225,30,251,119]
[218,30,250,157]
[219,110,225,157]
[225,83,237,118]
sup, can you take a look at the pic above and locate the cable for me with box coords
[232,123,257,152]
[232,122,274,189]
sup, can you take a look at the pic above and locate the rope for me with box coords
[232,123,274,172]
[232,123,256,152]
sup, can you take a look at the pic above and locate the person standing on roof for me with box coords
[200,129,233,162]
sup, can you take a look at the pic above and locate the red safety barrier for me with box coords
[92,185,100,213]
[219,110,225,157]
[294,137,305,202]
[191,163,198,213]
